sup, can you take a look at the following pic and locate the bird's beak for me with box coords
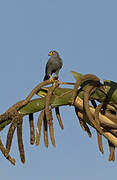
[48,52,52,56]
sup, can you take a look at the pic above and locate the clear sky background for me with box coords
[0,0,117,179]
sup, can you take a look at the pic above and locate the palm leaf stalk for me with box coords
[0,71,117,164]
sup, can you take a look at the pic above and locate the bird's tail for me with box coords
[43,74,50,81]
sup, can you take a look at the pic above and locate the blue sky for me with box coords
[0,0,117,179]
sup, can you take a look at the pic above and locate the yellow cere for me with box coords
[49,51,55,56]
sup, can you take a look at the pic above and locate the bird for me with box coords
[43,50,63,81]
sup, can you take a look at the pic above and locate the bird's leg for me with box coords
[49,74,55,82]
[49,74,58,82]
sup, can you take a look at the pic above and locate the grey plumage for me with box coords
[43,51,63,81]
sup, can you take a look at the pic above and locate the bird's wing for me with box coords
[45,58,53,74]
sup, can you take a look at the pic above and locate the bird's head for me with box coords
[48,50,59,57]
